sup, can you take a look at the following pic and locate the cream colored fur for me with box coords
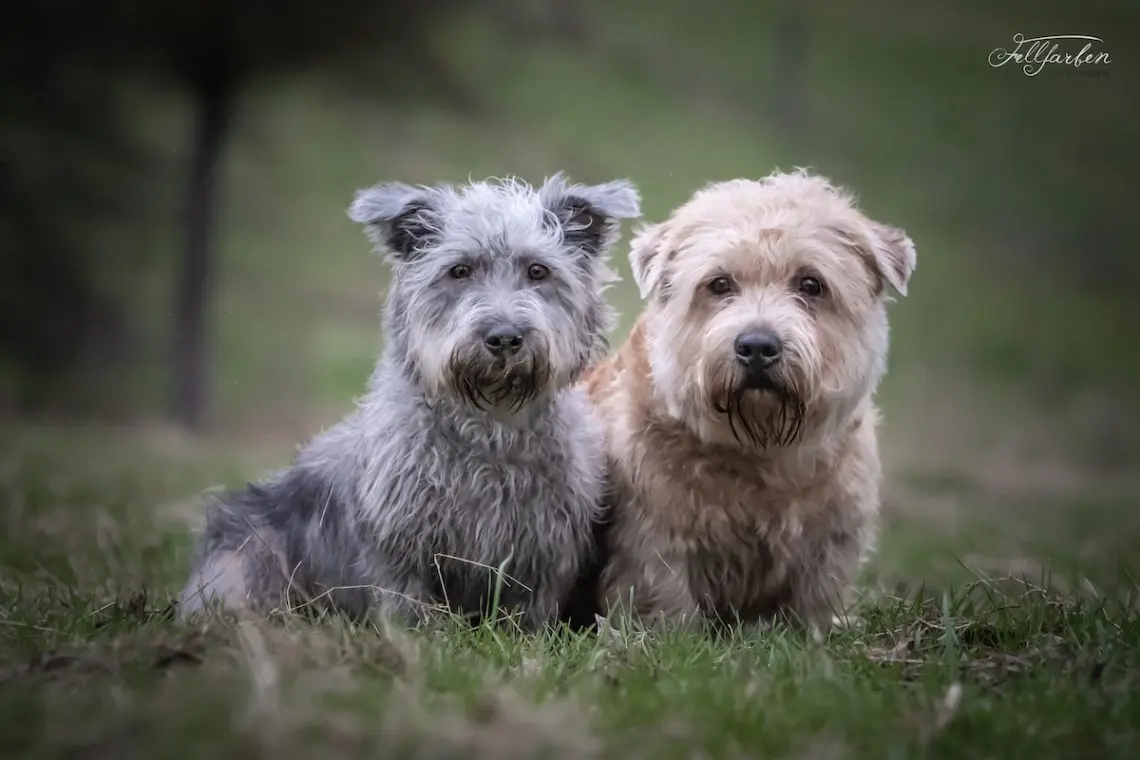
[584,169,916,631]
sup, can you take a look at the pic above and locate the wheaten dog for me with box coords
[585,169,916,631]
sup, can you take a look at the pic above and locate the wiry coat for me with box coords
[585,170,917,631]
[585,322,882,629]
[178,173,641,629]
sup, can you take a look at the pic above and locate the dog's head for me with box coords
[349,173,640,415]
[630,169,916,449]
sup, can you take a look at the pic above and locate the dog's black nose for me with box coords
[484,324,524,356]
[734,329,783,368]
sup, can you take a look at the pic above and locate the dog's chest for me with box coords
[366,421,599,572]
[639,455,828,613]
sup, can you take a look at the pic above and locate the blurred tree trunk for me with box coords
[170,67,235,432]
[769,0,807,138]
[545,0,588,44]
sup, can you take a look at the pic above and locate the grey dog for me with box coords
[177,173,640,630]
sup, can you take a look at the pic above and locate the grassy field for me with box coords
[1,423,1138,760]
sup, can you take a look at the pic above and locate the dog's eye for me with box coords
[797,276,824,297]
[449,264,472,279]
[527,263,550,281]
[708,277,734,296]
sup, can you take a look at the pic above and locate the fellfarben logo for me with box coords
[988,34,1111,77]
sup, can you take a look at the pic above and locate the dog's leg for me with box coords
[516,578,571,632]
[600,548,700,627]
[179,548,252,618]
[784,538,863,634]
[364,566,438,627]
[178,523,292,620]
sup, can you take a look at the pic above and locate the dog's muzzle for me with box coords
[448,325,551,412]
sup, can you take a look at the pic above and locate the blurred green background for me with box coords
[3,0,1137,498]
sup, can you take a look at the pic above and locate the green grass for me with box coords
[2,425,1139,759]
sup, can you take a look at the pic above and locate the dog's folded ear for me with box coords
[865,222,916,298]
[348,183,440,262]
[629,222,667,300]
[829,218,917,299]
[540,173,642,257]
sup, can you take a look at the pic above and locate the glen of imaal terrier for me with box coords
[585,169,916,631]
[179,173,641,630]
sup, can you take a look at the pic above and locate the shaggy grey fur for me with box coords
[177,173,640,630]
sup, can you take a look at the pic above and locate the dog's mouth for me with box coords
[711,378,807,449]
[737,369,783,394]
[449,354,552,414]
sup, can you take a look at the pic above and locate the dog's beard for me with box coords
[446,346,553,414]
[707,367,807,449]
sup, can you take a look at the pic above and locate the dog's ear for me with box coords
[629,222,667,300]
[540,173,642,256]
[347,183,440,262]
[865,222,916,298]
